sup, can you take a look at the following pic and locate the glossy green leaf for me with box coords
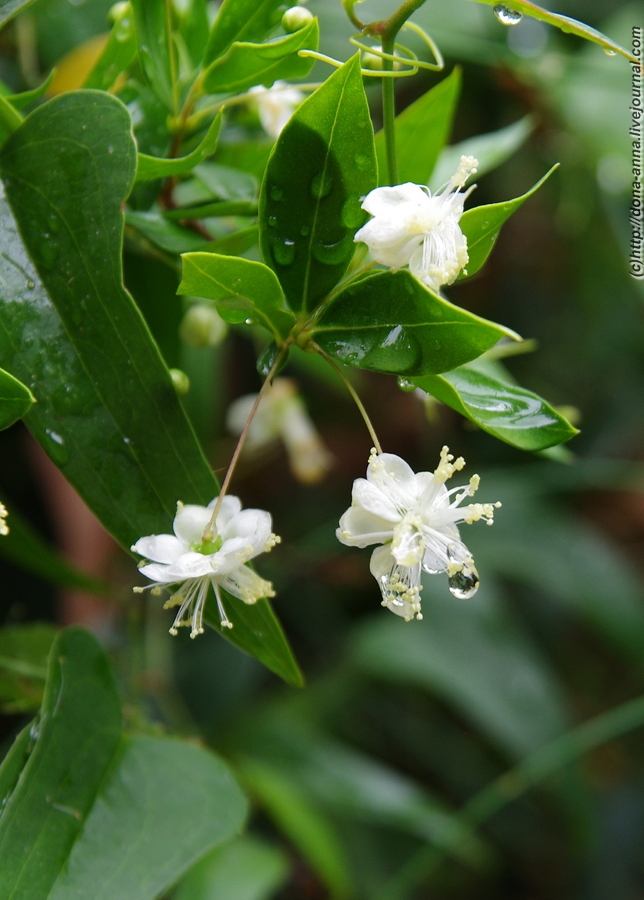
[473,0,638,64]
[0,0,36,28]
[0,366,34,429]
[126,209,210,253]
[131,0,175,109]
[204,0,290,65]
[193,162,258,202]
[460,165,558,278]
[0,91,22,144]
[260,54,377,314]
[0,628,248,900]
[5,71,55,111]
[429,116,534,191]
[208,225,259,257]
[179,252,295,341]
[84,1,137,92]
[163,200,258,220]
[0,724,31,804]
[353,580,568,759]
[414,362,578,451]
[0,91,300,684]
[0,623,56,714]
[0,504,108,594]
[136,110,223,181]
[173,835,290,900]
[176,0,210,68]
[202,19,319,95]
[312,270,518,376]
[375,68,461,187]
[239,758,354,898]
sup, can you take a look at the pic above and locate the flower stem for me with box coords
[381,32,398,185]
[312,343,382,454]
[202,340,292,541]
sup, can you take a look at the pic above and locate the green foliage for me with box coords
[84,1,137,92]
[204,0,288,64]
[131,0,175,110]
[260,54,377,313]
[180,252,295,340]
[0,367,34,430]
[136,110,223,181]
[0,623,55,713]
[312,270,517,375]
[0,628,248,900]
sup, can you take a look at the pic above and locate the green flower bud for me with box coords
[108,1,129,24]
[169,369,190,397]
[281,6,313,33]
[179,304,228,348]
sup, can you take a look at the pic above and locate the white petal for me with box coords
[164,552,216,579]
[361,183,429,217]
[351,479,401,522]
[208,495,243,532]
[369,543,395,581]
[336,505,394,548]
[222,507,272,546]
[173,503,212,545]
[220,564,275,604]
[367,453,418,508]
[132,533,184,563]
[138,562,175,583]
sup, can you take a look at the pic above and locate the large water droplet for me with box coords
[363,326,421,374]
[446,545,480,599]
[268,215,277,227]
[272,238,296,266]
[396,376,416,392]
[311,237,349,266]
[270,186,284,201]
[603,47,617,56]
[493,4,523,25]
[341,197,364,229]
[310,171,333,199]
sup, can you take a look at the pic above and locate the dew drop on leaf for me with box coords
[397,376,416,393]
[310,171,333,199]
[272,239,296,266]
[270,186,284,201]
[493,4,523,25]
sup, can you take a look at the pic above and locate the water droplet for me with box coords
[270,186,284,201]
[300,225,310,236]
[311,237,350,265]
[493,4,523,25]
[244,317,256,326]
[272,238,296,266]
[44,428,69,465]
[341,197,365,230]
[603,47,617,56]
[362,326,421,374]
[268,215,277,227]
[446,545,480,599]
[27,280,35,290]
[310,171,333,199]
[397,376,416,392]
[355,154,369,171]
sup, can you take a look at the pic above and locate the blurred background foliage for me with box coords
[1,0,644,898]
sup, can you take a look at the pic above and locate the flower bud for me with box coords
[169,369,190,396]
[281,6,313,32]
[179,304,228,348]
[361,48,384,70]
[108,1,129,24]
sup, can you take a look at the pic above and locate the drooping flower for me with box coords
[354,155,478,292]
[248,81,305,139]
[226,378,334,485]
[131,496,280,638]
[336,447,500,621]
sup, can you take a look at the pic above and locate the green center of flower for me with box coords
[192,535,223,555]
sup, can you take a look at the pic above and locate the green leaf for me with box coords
[460,165,558,278]
[126,209,210,253]
[0,505,108,594]
[0,628,249,900]
[204,0,289,65]
[0,366,34,429]
[239,758,354,898]
[0,0,36,29]
[163,200,258,220]
[194,162,258,201]
[312,270,518,376]
[375,68,461,187]
[179,252,295,341]
[173,836,290,900]
[260,54,377,314]
[84,1,137,92]
[176,0,210,68]
[414,363,578,451]
[429,115,534,192]
[207,225,259,257]
[131,0,175,110]
[202,19,319,95]
[352,580,568,759]
[473,0,639,64]
[0,91,22,145]
[5,71,56,111]
[0,623,56,714]
[136,110,223,181]
[0,91,300,684]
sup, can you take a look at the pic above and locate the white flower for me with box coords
[226,378,334,485]
[0,502,8,536]
[248,81,305,139]
[354,155,478,292]
[336,447,500,621]
[131,496,280,638]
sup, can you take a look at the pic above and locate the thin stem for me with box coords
[380,32,398,185]
[312,343,382,454]
[202,341,292,540]
[374,692,644,900]
[165,0,179,116]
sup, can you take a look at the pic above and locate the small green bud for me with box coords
[361,48,384,70]
[170,369,190,397]
[179,304,228,348]
[108,1,129,24]
[281,5,313,32]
